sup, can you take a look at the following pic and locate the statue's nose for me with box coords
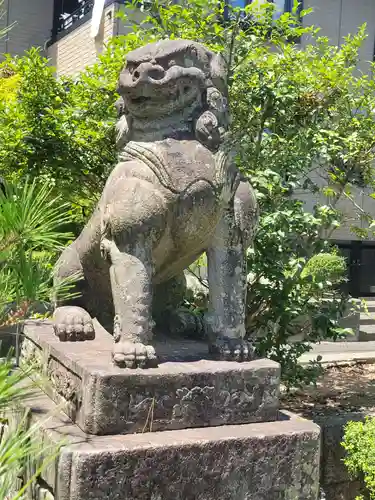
[132,62,165,83]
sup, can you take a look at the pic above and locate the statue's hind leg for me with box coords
[53,244,95,341]
[153,274,186,330]
[205,180,258,360]
[153,274,205,339]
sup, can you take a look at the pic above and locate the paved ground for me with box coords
[300,341,375,365]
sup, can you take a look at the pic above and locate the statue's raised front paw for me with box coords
[112,341,158,369]
[53,306,95,341]
[209,337,255,362]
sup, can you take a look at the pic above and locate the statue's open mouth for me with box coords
[125,85,183,109]
[129,86,186,105]
[131,96,150,104]
[122,74,205,119]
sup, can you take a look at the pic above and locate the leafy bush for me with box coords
[0,7,62,498]
[342,417,375,500]
[0,356,59,499]
[0,63,20,104]
[301,253,347,285]
[0,47,125,225]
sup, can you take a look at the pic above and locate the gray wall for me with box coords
[304,0,375,74]
[0,0,53,56]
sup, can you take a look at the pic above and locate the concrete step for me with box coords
[361,300,375,313]
[360,313,375,325]
[359,323,375,341]
[360,300,375,339]
[359,323,375,332]
[358,332,375,342]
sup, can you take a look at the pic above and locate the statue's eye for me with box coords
[168,60,176,68]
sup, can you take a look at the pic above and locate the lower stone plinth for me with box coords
[314,411,373,500]
[18,389,320,500]
[21,320,280,435]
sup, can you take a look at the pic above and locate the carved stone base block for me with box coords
[20,389,320,500]
[21,320,280,435]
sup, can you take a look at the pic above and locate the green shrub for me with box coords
[0,46,125,226]
[342,417,375,500]
[301,253,347,285]
[0,62,20,104]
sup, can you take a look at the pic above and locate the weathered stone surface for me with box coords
[312,411,373,499]
[52,39,259,368]
[321,481,362,500]
[21,320,280,435]
[25,390,320,500]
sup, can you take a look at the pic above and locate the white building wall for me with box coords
[304,0,375,70]
[301,0,375,241]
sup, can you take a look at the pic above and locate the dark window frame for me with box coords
[224,0,303,23]
[223,0,303,43]
[51,0,126,43]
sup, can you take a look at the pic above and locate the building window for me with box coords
[224,0,303,39]
[225,0,301,19]
[52,0,95,38]
[274,0,290,18]
[52,0,146,41]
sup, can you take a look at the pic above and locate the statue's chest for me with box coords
[123,139,224,195]
[119,139,239,254]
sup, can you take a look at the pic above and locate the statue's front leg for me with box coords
[100,177,168,368]
[101,237,157,368]
[205,181,258,361]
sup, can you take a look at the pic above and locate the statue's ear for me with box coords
[115,96,131,149]
[209,53,228,97]
[116,114,131,149]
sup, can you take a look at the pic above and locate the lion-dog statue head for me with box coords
[115,39,229,151]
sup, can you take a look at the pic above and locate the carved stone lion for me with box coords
[53,39,259,368]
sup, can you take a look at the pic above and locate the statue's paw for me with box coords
[53,306,95,342]
[209,337,255,362]
[112,341,158,369]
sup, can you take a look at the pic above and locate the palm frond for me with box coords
[0,179,72,254]
[0,178,79,326]
[0,359,61,500]
[0,1,14,41]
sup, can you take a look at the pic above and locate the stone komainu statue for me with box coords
[53,39,259,368]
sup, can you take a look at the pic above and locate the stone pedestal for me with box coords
[18,320,321,500]
[21,320,280,435]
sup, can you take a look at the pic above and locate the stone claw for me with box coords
[209,337,255,362]
[112,341,158,369]
[53,306,95,342]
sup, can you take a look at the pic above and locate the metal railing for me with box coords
[54,0,95,37]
